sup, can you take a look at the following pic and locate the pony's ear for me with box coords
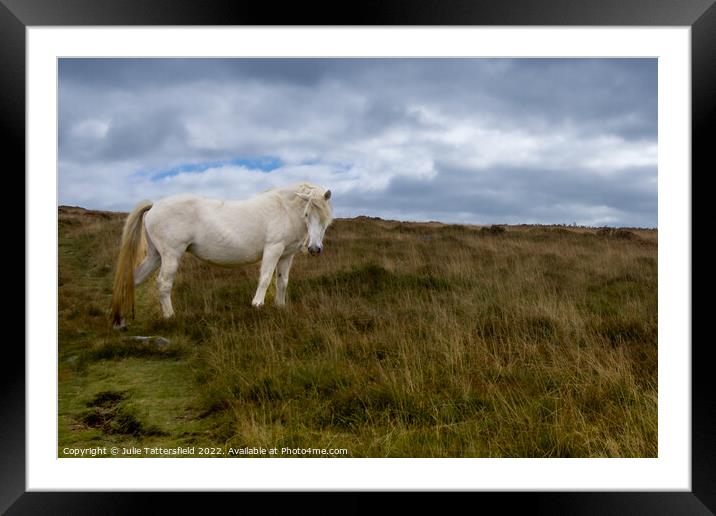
[296,192,311,200]
[324,190,331,200]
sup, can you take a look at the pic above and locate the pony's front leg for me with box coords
[275,253,295,306]
[252,244,284,307]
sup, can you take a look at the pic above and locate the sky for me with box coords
[58,58,657,227]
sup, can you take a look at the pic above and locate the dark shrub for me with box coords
[480,225,506,235]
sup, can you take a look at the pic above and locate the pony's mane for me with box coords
[270,182,333,226]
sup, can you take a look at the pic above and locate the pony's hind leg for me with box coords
[134,242,160,286]
[156,252,181,318]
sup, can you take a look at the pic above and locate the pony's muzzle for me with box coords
[308,245,322,255]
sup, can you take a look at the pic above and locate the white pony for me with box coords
[111,182,333,328]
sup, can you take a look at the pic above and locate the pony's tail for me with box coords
[111,200,153,328]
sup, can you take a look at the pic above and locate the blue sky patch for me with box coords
[150,156,282,181]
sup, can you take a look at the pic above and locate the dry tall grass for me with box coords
[59,207,657,457]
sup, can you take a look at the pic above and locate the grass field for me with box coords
[58,206,658,457]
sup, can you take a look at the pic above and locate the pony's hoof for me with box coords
[251,301,264,308]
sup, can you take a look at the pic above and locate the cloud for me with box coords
[59,58,658,227]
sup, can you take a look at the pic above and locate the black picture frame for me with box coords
[8,0,711,513]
